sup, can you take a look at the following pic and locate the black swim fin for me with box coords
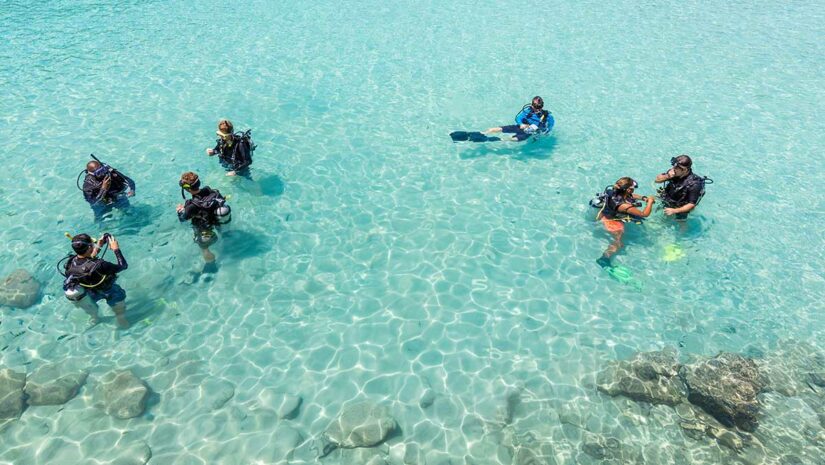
[450,131,469,142]
[467,132,489,142]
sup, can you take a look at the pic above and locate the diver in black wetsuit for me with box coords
[61,233,129,328]
[205,119,255,177]
[654,155,710,220]
[176,172,231,266]
[81,157,135,220]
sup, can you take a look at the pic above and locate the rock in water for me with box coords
[0,269,40,309]
[0,369,26,419]
[324,402,397,451]
[682,352,766,431]
[596,349,687,406]
[101,370,150,419]
[255,389,302,419]
[24,364,88,405]
[419,389,436,409]
[276,394,302,419]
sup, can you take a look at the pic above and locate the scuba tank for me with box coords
[215,204,231,224]
[63,279,86,301]
[589,187,610,209]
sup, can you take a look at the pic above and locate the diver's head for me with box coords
[614,177,638,197]
[217,119,234,139]
[531,96,544,111]
[179,172,201,193]
[71,233,95,256]
[670,154,693,177]
[86,161,109,179]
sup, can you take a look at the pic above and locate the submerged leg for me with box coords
[111,302,129,329]
[603,230,624,260]
[73,294,101,325]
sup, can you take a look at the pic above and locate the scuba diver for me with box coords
[59,233,129,328]
[176,172,231,267]
[80,154,136,220]
[654,155,712,220]
[590,177,655,268]
[450,96,554,143]
[205,119,255,177]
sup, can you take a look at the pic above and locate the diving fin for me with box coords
[450,131,469,142]
[450,131,492,143]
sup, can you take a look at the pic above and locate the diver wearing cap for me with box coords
[205,119,255,177]
[80,156,136,220]
[594,177,655,267]
[59,233,129,328]
[655,155,710,220]
[450,96,554,143]
[176,172,231,266]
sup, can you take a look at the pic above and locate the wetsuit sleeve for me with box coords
[515,108,531,125]
[97,249,128,274]
[178,200,198,222]
[82,177,97,203]
[82,176,106,204]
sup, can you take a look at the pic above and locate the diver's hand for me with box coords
[206,148,215,156]
[101,176,111,189]
[176,204,184,213]
[226,171,236,176]
[647,196,655,204]
[127,191,135,197]
[664,207,677,216]
[108,236,120,251]
[519,124,529,130]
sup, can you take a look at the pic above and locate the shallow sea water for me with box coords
[1,0,824,464]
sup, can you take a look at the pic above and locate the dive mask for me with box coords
[179,178,200,190]
[93,165,110,178]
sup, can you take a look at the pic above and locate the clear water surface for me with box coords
[1,1,824,464]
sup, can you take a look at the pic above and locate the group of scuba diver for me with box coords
[56,97,712,328]
[590,154,713,273]
[60,119,254,328]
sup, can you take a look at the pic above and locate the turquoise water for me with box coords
[2,0,824,463]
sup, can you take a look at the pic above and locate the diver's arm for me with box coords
[664,203,695,215]
[82,178,98,203]
[94,176,112,202]
[83,176,108,204]
[621,197,655,218]
[655,169,676,183]
[515,108,531,127]
[97,250,127,274]
[177,201,196,222]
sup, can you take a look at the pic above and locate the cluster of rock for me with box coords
[596,348,767,452]
[0,365,149,423]
[0,269,40,309]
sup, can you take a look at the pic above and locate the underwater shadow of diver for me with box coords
[458,136,558,161]
[219,229,273,260]
[257,174,286,197]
